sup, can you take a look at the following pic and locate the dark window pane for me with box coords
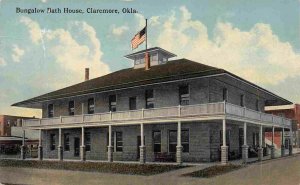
[145,89,154,109]
[88,98,95,114]
[154,144,161,153]
[179,85,189,105]
[129,97,137,110]
[182,130,189,143]
[169,131,177,143]
[64,133,70,151]
[116,132,123,152]
[182,144,189,153]
[48,104,54,118]
[169,144,177,153]
[223,88,228,101]
[50,134,55,151]
[68,101,75,115]
[85,132,91,151]
[109,95,117,112]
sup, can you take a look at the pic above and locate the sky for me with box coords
[0,0,299,118]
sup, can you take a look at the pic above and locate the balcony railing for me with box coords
[23,102,291,128]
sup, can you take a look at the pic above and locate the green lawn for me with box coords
[0,159,185,176]
[184,164,243,178]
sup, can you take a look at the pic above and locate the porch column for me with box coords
[58,128,63,161]
[107,125,113,162]
[281,127,285,157]
[176,121,182,164]
[38,129,43,160]
[258,125,263,161]
[139,123,146,164]
[242,122,248,164]
[80,127,86,161]
[221,119,228,165]
[20,129,25,160]
[271,126,275,159]
[289,127,293,156]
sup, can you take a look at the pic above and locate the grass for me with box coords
[0,159,185,176]
[184,164,243,178]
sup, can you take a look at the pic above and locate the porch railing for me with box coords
[23,102,291,128]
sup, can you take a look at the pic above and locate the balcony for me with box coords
[23,102,292,129]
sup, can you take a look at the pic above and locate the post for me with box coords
[242,122,248,164]
[80,127,86,161]
[176,121,182,164]
[221,119,228,165]
[281,127,285,157]
[178,105,181,117]
[145,18,147,50]
[271,126,275,159]
[107,125,113,162]
[20,129,26,160]
[38,129,43,160]
[258,125,263,161]
[289,127,293,156]
[140,123,146,164]
[58,128,63,160]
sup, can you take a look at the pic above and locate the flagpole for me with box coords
[145,18,148,50]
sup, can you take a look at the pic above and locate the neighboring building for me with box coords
[13,47,293,164]
[0,116,39,157]
[0,115,32,136]
[265,104,300,148]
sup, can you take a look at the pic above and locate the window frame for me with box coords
[222,88,228,102]
[145,89,154,109]
[168,129,190,153]
[68,100,75,116]
[87,98,95,114]
[115,131,123,152]
[153,130,161,153]
[85,132,91,152]
[129,96,137,110]
[64,133,70,151]
[179,85,190,105]
[240,94,245,107]
[109,95,117,112]
[50,133,56,151]
[48,104,54,118]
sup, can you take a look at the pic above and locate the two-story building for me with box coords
[13,47,293,164]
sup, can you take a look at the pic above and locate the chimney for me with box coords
[145,52,150,70]
[85,68,89,81]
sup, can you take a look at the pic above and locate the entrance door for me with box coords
[74,137,80,157]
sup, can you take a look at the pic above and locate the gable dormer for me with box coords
[124,47,176,69]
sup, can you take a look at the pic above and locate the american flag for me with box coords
[131,26,146,50]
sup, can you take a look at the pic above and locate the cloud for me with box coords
[0,57,6,66]
[19,17,42,44]
[20,17,110,89]
[155,6,300,86]
[11,44,25,63]
[111,25,129,36]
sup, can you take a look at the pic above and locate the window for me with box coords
[109,95,117,112]
[179,85,190,105]
[169,131,177,153]
[222,88,228,102]
[85,132,91,151]
[181,130,189,153]
[48,104,54,118]
[168,130,189,153]
[50,134,56,151]
[68,101,75,116]
[64,133,70,151]
[240,94,245,107]
[255,99,259,111]
[145,89,154,109]
[116,132,123,152]
[88,98,95,114]
[129,97,137,110]
[153,131,161,153]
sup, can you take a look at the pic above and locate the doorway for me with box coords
[74,137,80,157]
